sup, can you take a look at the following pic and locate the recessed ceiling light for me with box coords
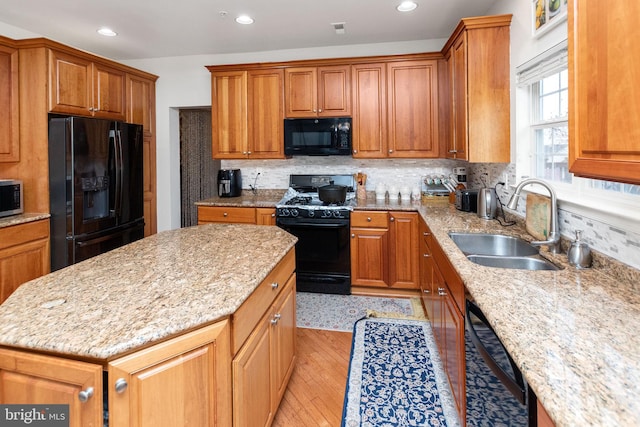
[97,27,117,37]
[235,15,254,25]
[396,1,418,12]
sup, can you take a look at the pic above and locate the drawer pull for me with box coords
[423,253,431,258]
[423,232,431,236]
[223,212,228,217]
[271,313,282,325]
[271,282,279,290]
[367,217,372,222]
[78,387,94,402]
[438,287,447,296]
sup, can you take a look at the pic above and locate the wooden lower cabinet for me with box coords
[351,210,419,291]
[0,320,231,427]
[0,348,103,427]
[198,206,257,224]
[0,219,50,304]
[233,273,296,427]
[109,321,231,427]
[419,218,466,424]
[198,206,276,226]
[256,208,276,225]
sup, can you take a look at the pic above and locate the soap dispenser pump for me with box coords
[568,230,592,269]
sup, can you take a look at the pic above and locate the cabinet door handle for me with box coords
[390,217,395,222]
[353,150,358,154]
[271,213,275,217]
[423,289,431,294]
[388,149,394,153]
[247,151,252,155]
[423,232,431,236]
[271,313,282,325]
[423,253,431,258]
[438,287,447,296]
[271,282,279,290]
[449,149,458,154]
[78,387,94,402]
[318,109,323,113]
[351,233,355,238]
[114,378,128,394]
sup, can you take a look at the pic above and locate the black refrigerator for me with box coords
[49,116,145,271]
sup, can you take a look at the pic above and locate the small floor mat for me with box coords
[296,292,414,332]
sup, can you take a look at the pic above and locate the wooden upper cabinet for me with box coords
[442,15,512,162]
[127,74,157,236]
[569,0,640,184]
[285,65,350,118]
[210,69,284,159]
[49,49,126,120]
[387,60,439,158]
[211,70,247,158]
[0,40,19,162]
[248,68,285,158]
[351,63,387,158]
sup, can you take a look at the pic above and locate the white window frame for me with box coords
[515,41,640,235]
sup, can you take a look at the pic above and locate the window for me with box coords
[530,69,570,183]
[516,41,639,229]
[527,69,639,195]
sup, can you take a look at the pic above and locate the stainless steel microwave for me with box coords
[284,118,352,156]
[0,179,23,218]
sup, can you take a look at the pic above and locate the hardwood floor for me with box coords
[273,328,353,427]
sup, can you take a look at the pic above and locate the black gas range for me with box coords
[275,174,356,295]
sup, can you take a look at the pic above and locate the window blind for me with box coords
[516,40,568,87]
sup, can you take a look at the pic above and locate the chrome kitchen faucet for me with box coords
[507,178,561,254]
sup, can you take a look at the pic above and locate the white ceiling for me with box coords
[0,0,498,60]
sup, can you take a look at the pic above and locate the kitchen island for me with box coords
[0,223,298,427]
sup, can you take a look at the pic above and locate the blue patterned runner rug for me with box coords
[342,317,461,427]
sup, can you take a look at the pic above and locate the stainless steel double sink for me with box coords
[448,232,560,271]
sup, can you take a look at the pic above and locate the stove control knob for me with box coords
[281,208,290,217]
[308,210,315,217]
[333,211,342,218]
[322,210,332,218]
[290,209,299,217]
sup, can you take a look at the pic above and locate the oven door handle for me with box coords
[465,299,527,405]
[277,221,348,228]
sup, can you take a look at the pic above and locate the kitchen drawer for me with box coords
[0,219,50,251]
[231,249,295,354]
[197,206,256,224]
[351,211,388,228]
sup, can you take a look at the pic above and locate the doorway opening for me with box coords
[179,108,219,227]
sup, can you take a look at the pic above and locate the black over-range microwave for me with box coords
[284,118,352,156]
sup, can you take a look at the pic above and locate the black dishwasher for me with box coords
[465,299,538,426]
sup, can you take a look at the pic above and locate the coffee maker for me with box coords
[217,169,242,197]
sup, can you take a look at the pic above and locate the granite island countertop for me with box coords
[196,191,640,426]
[0,223,297,361]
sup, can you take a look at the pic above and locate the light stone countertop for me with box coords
[193,191,640,426]
[0,213,50,229]
[414,202,640,427]
[0,223,297,361]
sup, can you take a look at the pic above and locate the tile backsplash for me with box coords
[221,158,640,270]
